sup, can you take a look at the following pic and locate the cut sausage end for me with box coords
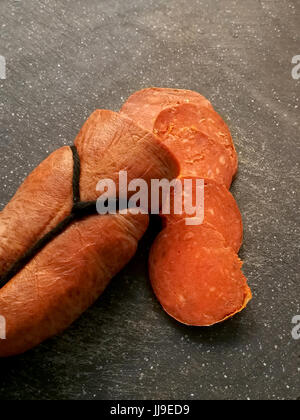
[154,104,238,185]
[121,87,213,132]
[161,178,243,253]
[149,221,252,327]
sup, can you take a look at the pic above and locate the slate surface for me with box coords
[0,0,299,401]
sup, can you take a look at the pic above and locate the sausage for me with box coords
[74,110,179,202]
[156,126,235,188]
[0,212,148,358]
[0,213,148,357]
[149,221,252,326]
[120,87,213,132]
[126,88,251,326]
[154,103,238,178]
[0,110,179,278]
[162,178,243,252]
[0,110,178,357]
[0,147,73,277]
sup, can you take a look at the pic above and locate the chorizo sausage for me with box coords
[0,110,179,278]
[162,178,243,252]
[154,103,238,178]
[149,221,252,326]
[129,89,251,326]
[0,110,178,357]
[120,87,213,132]
[0,212,148,358]
[0,147,73,278]
[156,126,235,188]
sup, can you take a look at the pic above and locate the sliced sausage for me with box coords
[155,126,235,188]
[149,221,252,327]
[154,103,238,177]
[162,178,243,252]
[120,87,213,132]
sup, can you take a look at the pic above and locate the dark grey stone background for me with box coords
[0,0,299,400]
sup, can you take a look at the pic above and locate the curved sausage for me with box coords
[0,110,179,357]
[0,212,148,357]
[75,110,179,201]
[0,147,73,277]
[0,110,179,278]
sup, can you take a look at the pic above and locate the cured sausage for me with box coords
[149,221,252,327]
[74,110,179,202]
[162,178,243,252]
[120,87,213,132]
[0,110,178,357]
[0,212,148,358]
[0,147,73,278]
[154,103,238,178]
[133,88,251,326]
[155,126,235,188]
[0,110,179,279]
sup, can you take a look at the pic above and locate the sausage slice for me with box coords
[155,126,235,188]
[121,87,212,132]
[149,221,252,327]
[154,103,238,178]
[162,178,243,252]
